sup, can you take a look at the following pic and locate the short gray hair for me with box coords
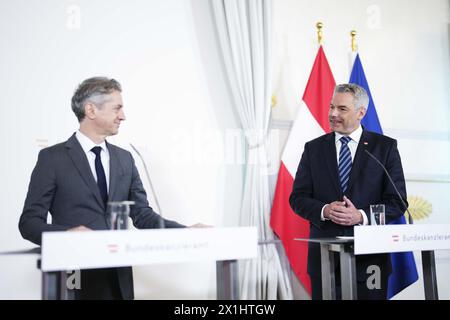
[71,77,122,122]
[334,83,369,110]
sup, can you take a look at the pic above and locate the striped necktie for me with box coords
[338,136,352,193]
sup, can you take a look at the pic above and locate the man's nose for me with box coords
[329,108,338,118]
[119,109,126,120]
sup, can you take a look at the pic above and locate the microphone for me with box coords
[129,143,165,229]
[364,149,413,224]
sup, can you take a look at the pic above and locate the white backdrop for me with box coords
[0,0,448,299]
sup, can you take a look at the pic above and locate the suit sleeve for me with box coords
[19,149,68,246]
[289,143,326,229]
[128,154,185,229]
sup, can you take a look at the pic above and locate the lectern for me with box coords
[296,224,450,300]
[40,227,257,300]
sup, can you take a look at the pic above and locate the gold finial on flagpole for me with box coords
[271,94,277,108]
[316,22,323,45]
[350,30,357,52]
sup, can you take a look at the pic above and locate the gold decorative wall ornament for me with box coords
[407,196,432,220]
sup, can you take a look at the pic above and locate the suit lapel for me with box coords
[65,134,105,210]
[324,132,342,196]
[346,130,373,194]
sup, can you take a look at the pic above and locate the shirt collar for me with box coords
[335,125,363,144]
[75,130,108,154]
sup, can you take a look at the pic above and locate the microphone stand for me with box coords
[130,143,165,228]
[364,149,413,224]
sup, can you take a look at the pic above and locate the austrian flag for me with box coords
[270,46,336,295]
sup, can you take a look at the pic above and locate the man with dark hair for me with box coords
[19,77,194,299]
[289,83,408,300]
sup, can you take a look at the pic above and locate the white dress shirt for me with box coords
[321,125,368,225]
[334,125,362,166]
[75,130,110,192]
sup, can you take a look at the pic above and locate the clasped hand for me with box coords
[324,196,362,226]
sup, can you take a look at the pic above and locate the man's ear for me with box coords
[84,102,96,120]
[358,107,367,120]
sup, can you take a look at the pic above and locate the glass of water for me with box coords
[107,201,135,230]
[370,204,385,225]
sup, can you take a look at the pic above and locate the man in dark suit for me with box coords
[289,83,408,300]
[19,77,198,299]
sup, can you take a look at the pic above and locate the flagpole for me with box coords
[351,30,357,52]
[316,22,323,45]
[349,30,358,75]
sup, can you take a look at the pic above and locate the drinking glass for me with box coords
[107,201,135,230]
[370,204,385,225]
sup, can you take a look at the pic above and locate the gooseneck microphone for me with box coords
[130,143,165,229]
[364,149,413,224]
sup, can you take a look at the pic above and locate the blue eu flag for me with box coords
[350,54,419,299]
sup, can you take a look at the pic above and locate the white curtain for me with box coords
[211,0,293,299]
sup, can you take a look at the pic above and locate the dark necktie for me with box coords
[338,136,352,193]
[91,146,108,205]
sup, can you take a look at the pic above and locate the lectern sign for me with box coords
[41,227,257,271]
[354,224,450,255]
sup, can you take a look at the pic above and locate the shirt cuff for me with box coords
[321,204,329,221]
[359,209,368,225]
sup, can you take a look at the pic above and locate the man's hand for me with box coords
[323,200,346,219]
[67,225,92,232]
[325,196,362,226]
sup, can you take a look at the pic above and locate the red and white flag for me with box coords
[270,46,335,295]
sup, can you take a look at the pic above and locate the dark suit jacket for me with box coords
[19,133,184,299]
[289,129,407,281]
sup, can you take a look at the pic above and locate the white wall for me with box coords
[271,0,450,299]
[0,0,242,299]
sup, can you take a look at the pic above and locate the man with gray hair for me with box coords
[289,83,408,299]
[19,77,191,299]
